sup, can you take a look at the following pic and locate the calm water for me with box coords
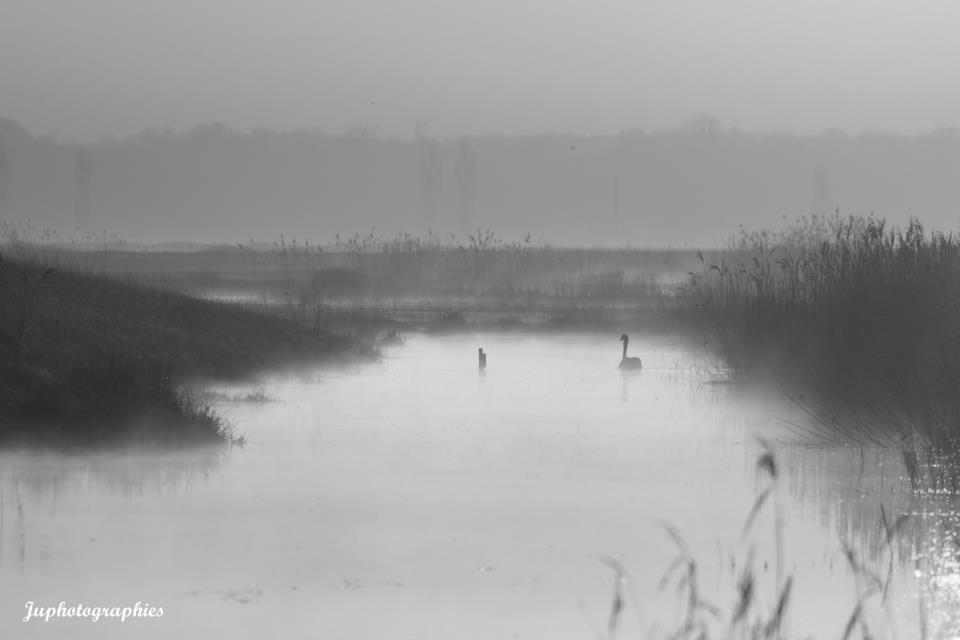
[1,333,958,638]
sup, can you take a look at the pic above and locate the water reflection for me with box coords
[0,333,958,638]
[0,446,226,581]
[776,441,960,636]
[0,446,227,500]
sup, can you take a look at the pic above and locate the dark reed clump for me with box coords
[0,255,356,447]
[685,215,960,449]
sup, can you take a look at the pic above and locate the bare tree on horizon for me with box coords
[416,124,442,228]
[0,134,9,217]
[73,147,91,229]
[455,138,477,230]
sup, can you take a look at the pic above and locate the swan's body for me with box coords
[618,334,642,370]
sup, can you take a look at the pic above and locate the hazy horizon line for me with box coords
[6,115,960,147]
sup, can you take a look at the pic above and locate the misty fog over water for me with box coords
[3,334,955,639]
[4,0,960,637]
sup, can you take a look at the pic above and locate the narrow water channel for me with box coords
[1,333,957,638]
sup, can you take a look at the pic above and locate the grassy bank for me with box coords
[0,255,360,447]
[685,215,960,448]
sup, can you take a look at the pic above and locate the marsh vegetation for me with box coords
[685,215,960,460]
[0,251,360,446]
[0,238,957,635]
[9,214,960,458]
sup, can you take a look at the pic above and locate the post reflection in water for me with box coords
[0,446,227,577]
[0,333,958,639]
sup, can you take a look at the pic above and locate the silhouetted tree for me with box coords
[683,113,722,135]
[416,124,441,227]
[344,122,378,139]
[73,147,91,228]
[0,134,9,216]
[455,138,477,229]
[812,164,832,214]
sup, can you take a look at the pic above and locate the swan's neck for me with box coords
[621,338,628,360]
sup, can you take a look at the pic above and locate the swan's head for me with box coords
[619,334,629,343]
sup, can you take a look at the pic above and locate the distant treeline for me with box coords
[1,117,959,246]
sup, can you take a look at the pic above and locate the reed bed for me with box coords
[685,214,960,449]
[33,227,692,311]
[23,227,693,335]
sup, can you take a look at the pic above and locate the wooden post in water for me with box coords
[478,348,487,370]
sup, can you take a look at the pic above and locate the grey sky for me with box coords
[3,0,960,142]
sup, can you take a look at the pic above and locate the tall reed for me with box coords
[685,215,960,448]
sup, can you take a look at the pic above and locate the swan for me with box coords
[618,334,642,370]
